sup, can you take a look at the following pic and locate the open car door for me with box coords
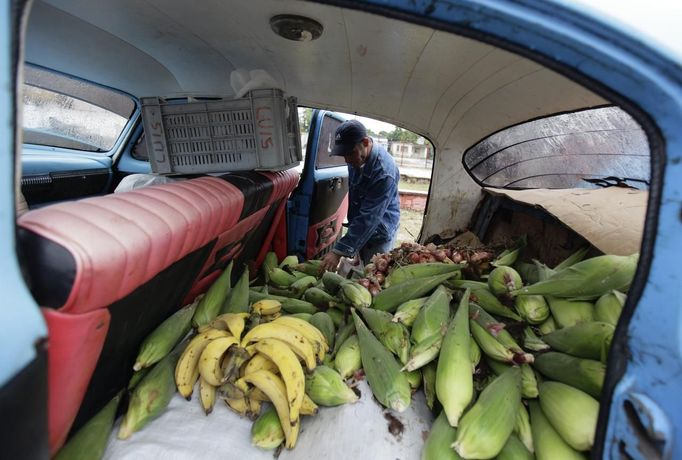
[287,110,349,260]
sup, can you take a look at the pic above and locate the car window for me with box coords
[463,106,650,189]
[22,66,135,153]
[315,114,347,169]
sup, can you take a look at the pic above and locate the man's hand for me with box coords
[320,252,342,273]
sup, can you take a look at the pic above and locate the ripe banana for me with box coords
[241,370,300,449]
[300,393,319,416]
[244,353,280,376]
[199,377,216,415]
[175,329,231,399]
[252,299,282,316]
[241,323,317,370]
[272,316,328,360]
[198,336,240,386]
[210,313,249,340]
[253,338,305,424]
[220,346,251,383]
[224,397,249,417]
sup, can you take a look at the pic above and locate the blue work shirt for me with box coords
[333,139,401,258]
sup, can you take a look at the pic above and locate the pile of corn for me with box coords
[54,242,639,460]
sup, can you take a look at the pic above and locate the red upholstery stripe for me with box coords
[42,307,110,455]
[18,177,244,313]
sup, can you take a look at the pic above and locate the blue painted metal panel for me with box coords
[116,122,152,175]
[0,1,47,385]
[347,0,682,456]
[22,148,113,175]
[287,110,347,258]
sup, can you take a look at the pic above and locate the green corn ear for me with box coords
[512,253,638,299]
[553,247,590,271]
[487,360,538,399]
[360,307,411,364]
[421,411,464,460]
[303,287,337,309]
[373,272,457,312]
[266,286,301,298]
[411,285,452,344]
[268,266,299,288]
[436,289,473,427]
[193,260,233,328]
[321,271,347,294]
[293,311,316,321]
[469,288,522,321]
[305,365,358,406]
[447,280,488,290]
[251,405,284,450]
[385,262,463,288]
[538,316,557,335]
[533,352,605,398]
[290,275,318,297]
[340,281,372,308]
[404,369,422,390]
[422,361,438,411]
[326,307,344,328]
[452,367,522,459]
[469,303,534,363]
[403,331,444,372]
[547,297,594,328]
[515,403,534,454]
[248,290,317,314]
[594,290,626,325]
[533,259,557,282]
[488,266,523,296]
[54,392,121,460]
[491,235,526,268]
[538,381,599,451]
[352,309,411,412]
[514,261,540,285]
[334,334,361,379]
[470,320,515,364]
[497,434,534,460]
[393,296,429,327]
[523,327,550,351]
[118,349,180,439]
[290,260,322,276]
[529,400,586,460]
[332,321,355,356]
[279,255,299,269]
[134,299,198,371]
[262,251,278,283]
[127,367,151,391]
[543,322,615,360]
[469,339,481,370]
[601,331,614,364]
[221,266,250,314]
[309,312,336,350]
[514,294,549,324]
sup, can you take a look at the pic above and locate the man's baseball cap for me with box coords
[331,119,367,156]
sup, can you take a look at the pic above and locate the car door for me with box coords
[20,65,137,208]
[288,110,349,260]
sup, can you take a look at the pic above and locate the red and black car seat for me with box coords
[17,170,298,455]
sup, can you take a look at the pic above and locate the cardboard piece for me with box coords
[483,187,647,256]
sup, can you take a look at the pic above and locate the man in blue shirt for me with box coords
[320,119,401,272]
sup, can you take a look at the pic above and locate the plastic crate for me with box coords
[140,89,302,174]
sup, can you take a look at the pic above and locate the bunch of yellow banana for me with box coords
[173,303,331,450]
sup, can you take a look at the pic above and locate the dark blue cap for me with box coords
[331,119,367,156]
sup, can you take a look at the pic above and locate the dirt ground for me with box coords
[395,209,424,245]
